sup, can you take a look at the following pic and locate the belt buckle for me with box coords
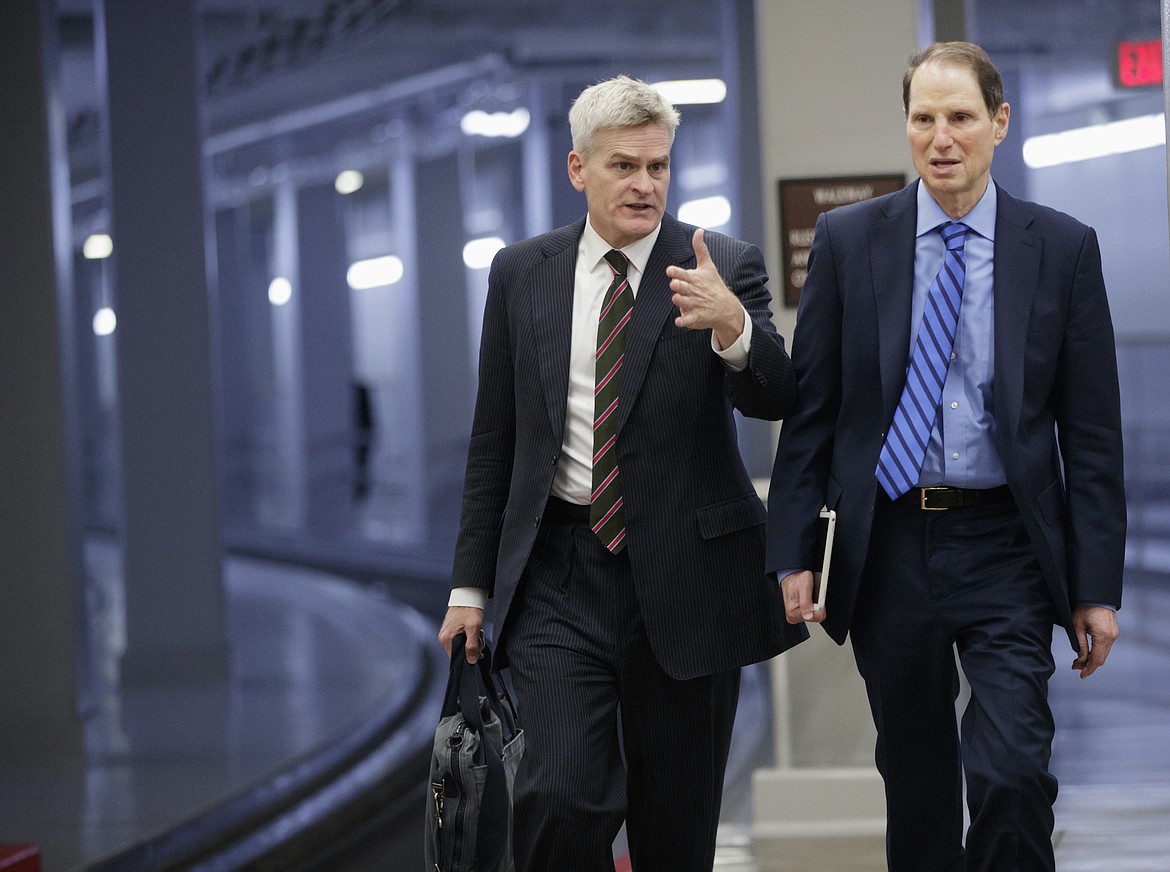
[920,487,950,511]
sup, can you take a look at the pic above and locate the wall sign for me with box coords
[777,174,905,308]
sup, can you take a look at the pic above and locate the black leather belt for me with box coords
[896,485,1013,511]
[544,496,591,523]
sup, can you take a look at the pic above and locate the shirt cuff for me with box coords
[448,587,488,610]
[711,304,751,372]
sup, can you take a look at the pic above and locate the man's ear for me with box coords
[567,150,586,192]
[994,102,1010,145]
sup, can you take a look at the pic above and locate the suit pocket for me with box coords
[696,494,766,540]
[1037,478,1065,525]
[654,324,705,357]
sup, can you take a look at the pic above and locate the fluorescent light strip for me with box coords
[347,255,404,289]
[678,195,731,228]
[651,79,727,105]
[461,108,531,138]
[463,236,505,270]
[1022,113,1166,169]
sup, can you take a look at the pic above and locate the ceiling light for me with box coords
[335,169,364,194]
[347,255,404,289]
[268,277,293,306]
[463,236,505,270]
[92,306,116,336]
[1022,113,1166,168]
[461,107,531,138]
[678,195,732,228]
[83,233,113,259]
[651,79,727,105]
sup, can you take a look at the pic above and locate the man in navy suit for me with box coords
[439,75,806,870]
[766,43,1125,871]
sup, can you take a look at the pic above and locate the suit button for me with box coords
[533,515,540,527]
[551,454,558,465]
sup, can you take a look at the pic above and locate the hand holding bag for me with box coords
[424,633,523,872]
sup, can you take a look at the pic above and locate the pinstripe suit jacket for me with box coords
[451,213,808,680]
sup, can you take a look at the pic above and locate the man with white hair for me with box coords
[440,74,806,869]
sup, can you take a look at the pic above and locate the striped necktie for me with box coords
[876,221,970,500]
[591,249,632,553]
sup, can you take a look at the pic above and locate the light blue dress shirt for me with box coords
[913,180,1007,489]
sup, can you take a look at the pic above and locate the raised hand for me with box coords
[665,228,745,350]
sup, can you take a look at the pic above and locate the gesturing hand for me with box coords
[665,228,744,350]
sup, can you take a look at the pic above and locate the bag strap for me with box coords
[445,633,511,872]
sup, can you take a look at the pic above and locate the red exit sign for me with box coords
[1117,40,1162,88]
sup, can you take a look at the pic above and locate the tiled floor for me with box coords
[0,537,1166,871]
[0,542,444,872]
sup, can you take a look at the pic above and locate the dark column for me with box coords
[414,152,473,543]
[295,182,356,534]
[96,0,229,684]
[0,0,87,757]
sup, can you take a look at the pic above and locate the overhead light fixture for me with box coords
[335,169,364,194]
[651,79,727,105]
[461,107,531,138]
[347,255,404,289]
[92,306,117,336]
[678,195,732,229]
[268,276,293,306]
[463,236,505,270]
[1022,113,1166,168]
[83,233,113,259]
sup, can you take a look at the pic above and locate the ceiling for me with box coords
[57,0,727,191]
[53,0,1163,211]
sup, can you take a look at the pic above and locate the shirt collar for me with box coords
[916,178,997,241]
[580,216,662,279]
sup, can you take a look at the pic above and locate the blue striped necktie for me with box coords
[876,221,970,500]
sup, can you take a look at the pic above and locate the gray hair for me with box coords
[568,74,680,157]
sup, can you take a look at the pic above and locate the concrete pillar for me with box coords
[0,0,87,758]
[295,182,357,534]
[414,151,473,545]
[751,0,922,866]
[96,0,229,685]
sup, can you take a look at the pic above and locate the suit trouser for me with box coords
[502,512,740,872]
[850,495,1059,872]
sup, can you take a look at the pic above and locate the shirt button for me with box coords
[952,452,960,460]
[950,352,957,360]
[950,401,958,410]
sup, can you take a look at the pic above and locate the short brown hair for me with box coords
[903,41,1004,118]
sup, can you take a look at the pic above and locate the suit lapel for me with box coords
[614,214,692,434]
[992,186,1041,437]
[531,221,584,438]
[870,185,919,422]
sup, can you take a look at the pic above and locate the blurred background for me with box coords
[2,0,1167,869]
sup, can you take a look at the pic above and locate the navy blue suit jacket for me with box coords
[766,181,1125,650]
[452,212,808,680]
